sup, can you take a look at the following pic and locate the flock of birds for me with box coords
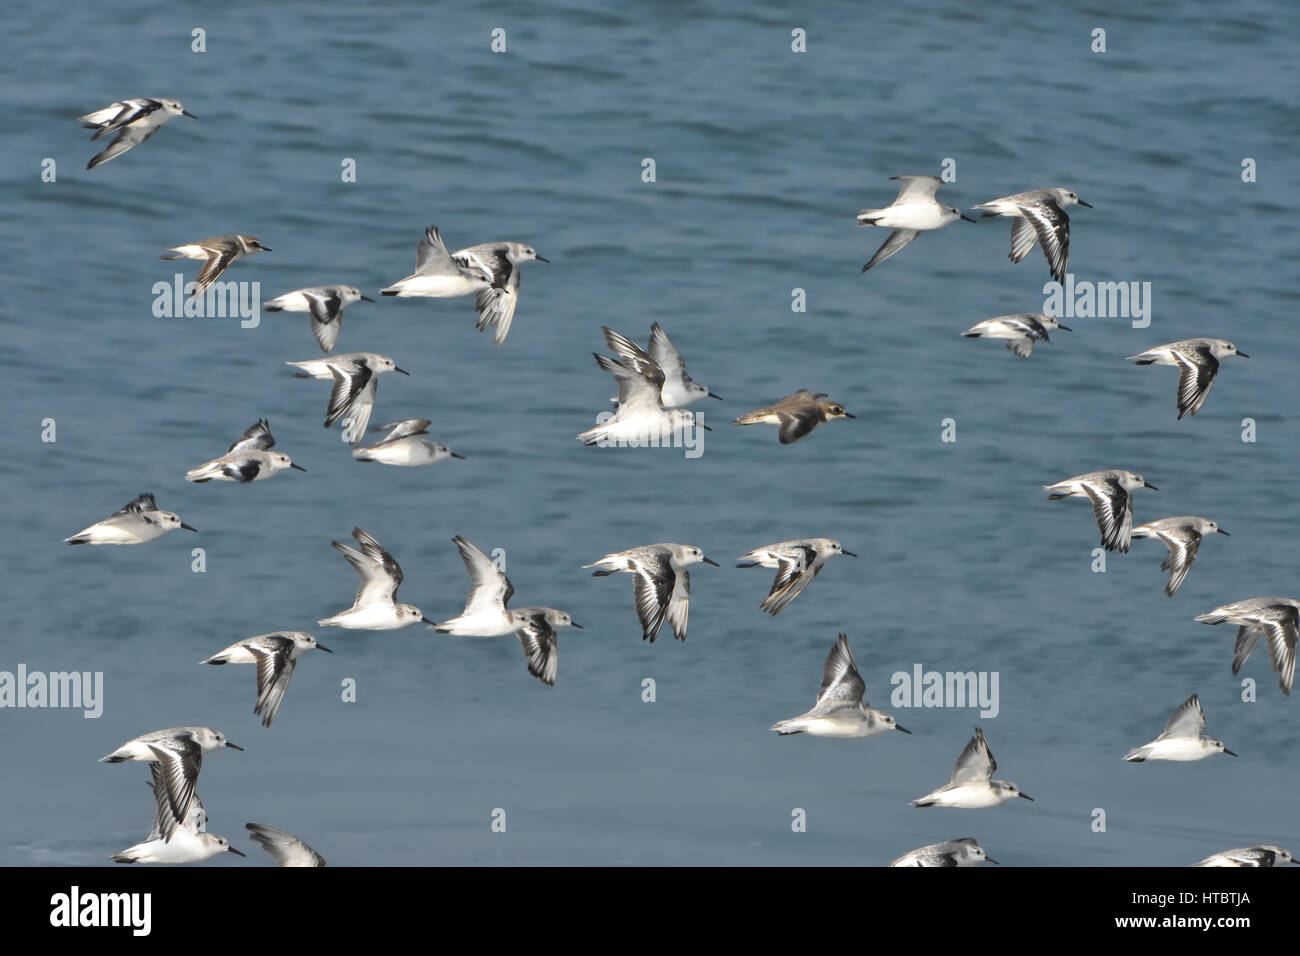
[65,95,1291,867]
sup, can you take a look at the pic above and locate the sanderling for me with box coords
[318,527,430,630]
[577,332,703,446]
[1193,845,1296,867]
[202,632,332,728]
[1127,338,1248,420]
[961,313,1070,358]
[1195,597,1299,696]
[379,225,547,345]
[80,97,195,170]
[430,536,516,635]
[264,285,374,354]
[1132,516,1228,597]
[286,352,409,445]
[245,823,326,867]
[971,187,1090,285]
[856,175,974,273]
[770,633,910,737]
[511,607,582,686]
[1043,469,1156,553]
[733,390,854,444]
[100,727,242,840]
[603,324,721,407]
[160,235,270,296]
[890,838,997,867]
[1123,694,1236,762]
[583,543,718,643]
[112,781,244,864]
[737,538,856,615]
[64,492,196,545]
[352,419,465,466]
[911,728,1032,808]
[185,418,306,483]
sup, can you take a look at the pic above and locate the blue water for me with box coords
[3,1,1298,866]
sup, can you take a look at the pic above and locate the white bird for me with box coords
[160,235,270,296]
[971,187,1091,284]
[856,175,974,272]
[961,313,1071,358]
[583,543,718,643]
[64,492,196,545]
[80,97,195,169]
[318,527,430,630]
[890,838,997,867]
[771,634,910,737]
[286,353,409,445]
[1043,469,1156,553]
[185,418,306,483]
[1132,516,1228,596]
[352,419,465,466]
[603,324,721,407]
[911,728,1032,808]
[737,538,856,615]
[245,823,326,867]
[1123,694,1236,762]
[430,536,517,636]
[202,632,332,727]
[733,390,855,444]
[1127,338,1248,419]
[378,225,548,345]
[577,333,703,447]
[1194,845,1297,867]
[1195,597,1300,696]
[264,285,374,353]
[510,607,582,686]
[100,728,242,840]
[112,777,244,864]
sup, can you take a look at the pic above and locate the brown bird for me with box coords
[733,390,854,444]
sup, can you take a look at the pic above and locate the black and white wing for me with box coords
[453,535,514,615]
[951,728,996,785]
[370,419,431,443]
[515,612,559,686]
[760,546,818,615]
[303,288,345,353]
[812,634,867,713]
[1020,199,1071,284]
[1162,694,1207,738]
[1082,478,1132,552]
[246,823,326,867]
[146,739,203,841]
[632,554,676,642]
[472,266,520,345]
[325,359,376,444]
[250,635,297,728]
[227,418,275,453]
[1173,347,1219,419]
[862,229,919,273]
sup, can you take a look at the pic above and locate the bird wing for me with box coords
[1162,694,1207,737]
[951,728,995,785]
[890,175,944,202]
[454,536,514,614]
[1173,347,1219,419]
[515,613,559,686]
[1020,199,1070,284]
[862,229,919,272]
[227,418,275,453]
[812,633,867,712]
[632,554,675,642]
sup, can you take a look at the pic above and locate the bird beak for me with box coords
[708,392,723,400]
[360,295,375,303]
[182,110,198,119]
[842,412,857,419]
[1236,350,1249,358]
[1217,528,1230,536]
[450,452,466,459]
[290,462,307,472]
[225,741,244,751]
[180,523,198,532]
[701,423,712,431]
[534,255,550,263]
[316,643,333,653]
[227,847,246,857]
[894,723,912,734]
[703,556,720,566]
[985,855,1000,865]
[394,367,410,375]
[1077,200,1093,208]
[260,247,273,253]
[1223,748,1238,757]
[571,622,584,629]
[841,550,858,558]
[1018,792,1035,801]
[1057,324,1073,332]
[960,214,977,223]
[1143,482,1157,490]
[421,617,436,626]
